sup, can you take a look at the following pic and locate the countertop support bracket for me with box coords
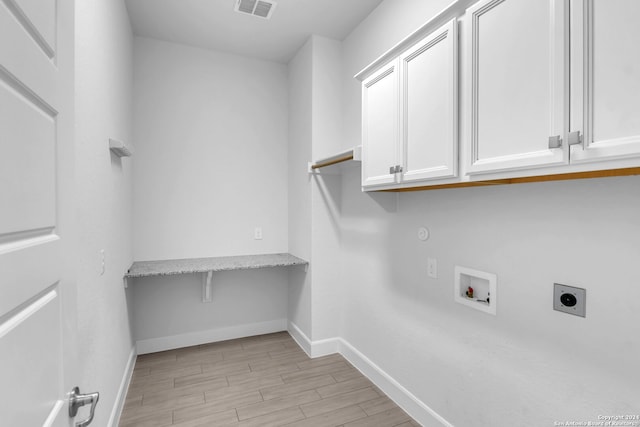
[202,270,213,303]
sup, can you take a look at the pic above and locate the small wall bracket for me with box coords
[109,138,134,157]
[202,271,213,303]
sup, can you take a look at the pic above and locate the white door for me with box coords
[362,59,400,188]
[466,0,569,175]
[0,0,83,426]
[400,19,458,183]
[569,0,640,164]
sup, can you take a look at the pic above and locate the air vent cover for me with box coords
[234,0,277,19]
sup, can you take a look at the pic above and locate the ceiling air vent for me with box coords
[234,0,277,19]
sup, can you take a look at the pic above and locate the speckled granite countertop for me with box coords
[126,253,308,278]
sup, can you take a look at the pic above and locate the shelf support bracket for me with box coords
[202,271,213,303]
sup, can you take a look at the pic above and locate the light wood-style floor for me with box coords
[119,332,420,427]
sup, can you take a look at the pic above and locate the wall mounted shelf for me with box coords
[124,253,309,302]
[308,145,362,173]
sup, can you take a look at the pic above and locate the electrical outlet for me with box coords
[427,257,437,278]
[553,283,586,317]
[254,227,263,240]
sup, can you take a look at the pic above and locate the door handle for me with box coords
[69,387,99,427]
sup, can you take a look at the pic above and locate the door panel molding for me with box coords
[362,60,400,187]
[570,0,640,164]
[466,0,569,174]
[0,0,77,424]
[400,18,457,182]
[2,0,56,58]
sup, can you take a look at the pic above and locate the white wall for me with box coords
[75,0,134,425]
[311,36,344,161]
[132,37,290,351]
[287,38,313,338]
[309,36,344,342]
[131,270,289,353]
[335,1,640,426]
[133,37,288,261]
[287,35,344,345]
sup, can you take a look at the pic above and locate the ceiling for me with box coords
[125,0,384,63]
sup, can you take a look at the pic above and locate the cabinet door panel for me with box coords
[467,0,568,174]
[570,0,640,163]
[362,61,399,187]
[401,19,457,182]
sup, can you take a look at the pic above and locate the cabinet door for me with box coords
[362,60,399,188]
[569,0,640,164]
[400,19,458,183]
[466,0,568,175]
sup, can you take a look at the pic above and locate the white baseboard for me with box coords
[287,321,339,358]
[108,346,136,427]
[310,336,340,358]
[287,321,312,356]
[136,318,288,354]
[337,339,452,427]
[286,322,451,427]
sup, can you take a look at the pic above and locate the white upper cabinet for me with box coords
[361,19,458,190]
[362,60,399,188]
[400,19,458,183]
[358,1,640,190]
[569,0,640,164]
[465,0,569,175]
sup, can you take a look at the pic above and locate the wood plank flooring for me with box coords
[119,332,420,427]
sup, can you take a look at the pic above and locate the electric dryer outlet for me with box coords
[553,283,586,317]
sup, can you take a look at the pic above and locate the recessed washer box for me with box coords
[454,266,497,315]
[553,283,586,317]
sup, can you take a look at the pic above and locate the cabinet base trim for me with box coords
[382,167,640,192]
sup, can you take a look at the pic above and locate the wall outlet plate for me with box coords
[553,283,586,317]
[254,227,263,240]
[427,257,437,278]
